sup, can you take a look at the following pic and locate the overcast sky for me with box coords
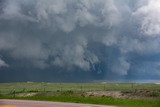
[0,0,160,82]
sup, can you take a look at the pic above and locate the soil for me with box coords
[84,90,160,99]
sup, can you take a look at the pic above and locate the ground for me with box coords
[0,99,115,107]
[0,82,160,107]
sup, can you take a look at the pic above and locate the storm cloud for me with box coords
[0,0,160,82]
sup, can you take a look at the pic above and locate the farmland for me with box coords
[0,82,160,107]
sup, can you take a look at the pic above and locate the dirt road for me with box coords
[0,99,115,107]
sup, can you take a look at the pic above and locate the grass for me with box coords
[0,95,160,107]
[1,82,160,93]
[0,82,160,107]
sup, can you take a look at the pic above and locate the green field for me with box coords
[0,82,160,107]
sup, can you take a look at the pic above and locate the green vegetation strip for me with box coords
[0,95,160,107]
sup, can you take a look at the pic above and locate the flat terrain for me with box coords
[0,99,115,107]
[0,82,160,107]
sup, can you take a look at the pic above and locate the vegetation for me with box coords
[0,82,160,107]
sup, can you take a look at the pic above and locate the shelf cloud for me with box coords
[0,0,160,82]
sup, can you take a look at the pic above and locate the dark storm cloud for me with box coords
[0,0,160,82]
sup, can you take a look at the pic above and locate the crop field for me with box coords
[0,82,160,107]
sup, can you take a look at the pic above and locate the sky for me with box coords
[0,0,160,82]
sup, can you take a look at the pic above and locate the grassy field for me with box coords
[1,82,160,93]
[0,82,160,107]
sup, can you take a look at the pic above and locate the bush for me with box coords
[149,91,160,97]
[61,90,74,96]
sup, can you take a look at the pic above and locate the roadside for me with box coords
[0,99,115,107]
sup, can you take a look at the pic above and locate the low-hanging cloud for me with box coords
[0,57,8,68]
[0,0,160,81]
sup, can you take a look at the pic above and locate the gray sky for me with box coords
[0,0,160,82]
